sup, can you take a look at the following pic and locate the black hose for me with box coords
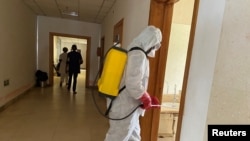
[91,89,141,120]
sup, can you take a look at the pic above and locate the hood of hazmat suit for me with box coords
[127,25,162,58]
[125,25,162,99]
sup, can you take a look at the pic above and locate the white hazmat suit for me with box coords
[104,25,162,141]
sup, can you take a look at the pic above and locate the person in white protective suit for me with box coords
[104,25,162,141]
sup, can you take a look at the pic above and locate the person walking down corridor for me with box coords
[59,47,68,87]
[67,44,83,94]
[104,25,162,141]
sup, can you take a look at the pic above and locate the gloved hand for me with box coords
[139,92,152,110]
[150,96,161,108]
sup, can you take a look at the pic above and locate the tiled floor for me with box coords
[158,136,175,141]
[0,70,109,141]
[0,70,174,141]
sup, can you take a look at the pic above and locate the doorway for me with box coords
[49,32,91,88]
[140,0,199,141]
[113,19,124,47]
[158,0,195,140]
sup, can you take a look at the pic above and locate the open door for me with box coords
[157,0,195,140]
[113,19,124,47]
[49,32,91,88]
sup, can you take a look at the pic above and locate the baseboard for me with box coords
[0,87,32,112]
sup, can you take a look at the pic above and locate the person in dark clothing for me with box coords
[67,44,83,94]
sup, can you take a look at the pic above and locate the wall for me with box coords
[180,0,226,141]
[205,0,250,139]
[37,16,101,85]
[101,0,151,52]
[163,0,194,95]
[0,0,37,107]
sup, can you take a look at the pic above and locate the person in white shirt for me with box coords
[59,47,68,87]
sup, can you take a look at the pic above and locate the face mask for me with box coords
[155,43,161,50]
[147,48,156,58]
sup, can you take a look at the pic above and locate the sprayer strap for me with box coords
[129,47,147,56]
[119,85,126,93]
[105,85,126,116]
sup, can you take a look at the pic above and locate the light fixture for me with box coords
[61,6,78,17]
[62,11,78,17]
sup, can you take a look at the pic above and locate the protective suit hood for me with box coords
[127,25,162,55]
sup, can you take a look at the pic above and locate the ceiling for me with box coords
[57,36,87,44]
[22,0,117,24]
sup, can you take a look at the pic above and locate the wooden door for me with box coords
[113,19,124,47]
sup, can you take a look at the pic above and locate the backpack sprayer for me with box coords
[91,43,151,120]
[91,42,162,120]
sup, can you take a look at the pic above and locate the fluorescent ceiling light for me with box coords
[62,11,78,17]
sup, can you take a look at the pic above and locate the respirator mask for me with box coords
[147,43,161,58]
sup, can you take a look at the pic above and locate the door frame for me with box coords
[175,1,199,141]
[49,32,91,88]
[141,0,199,141]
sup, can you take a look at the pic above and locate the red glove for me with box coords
[139,92,152,110]
[150,96,160,108]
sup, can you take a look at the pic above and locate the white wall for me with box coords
[180,0,225,141]
[101,0,151,52]
[205,0,250,140]
[37,16,101,85]
[0,0,37,107]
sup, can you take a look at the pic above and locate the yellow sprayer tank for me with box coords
[98,47,127,99]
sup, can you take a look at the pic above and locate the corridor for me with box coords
[0,70,171,141]
[0,70,109,141]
